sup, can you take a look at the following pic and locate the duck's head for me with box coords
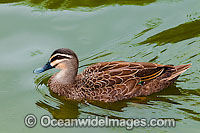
[33,48,79,74]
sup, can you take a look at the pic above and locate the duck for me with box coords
[33,48,191,102]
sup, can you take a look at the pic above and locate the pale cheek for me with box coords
[50,59,68,67]
[50,60,60,66]
[55,63,67,70]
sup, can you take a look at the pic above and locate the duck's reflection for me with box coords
[36,92,80,119]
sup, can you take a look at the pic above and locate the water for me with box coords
[0,0,199,132]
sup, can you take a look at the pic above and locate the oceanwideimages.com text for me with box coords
[24,114,176,130]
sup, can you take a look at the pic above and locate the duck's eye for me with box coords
[51,55,62,62]
[50,55,71,62]
[57,55,61,58]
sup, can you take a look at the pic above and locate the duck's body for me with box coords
[34,48,191,102]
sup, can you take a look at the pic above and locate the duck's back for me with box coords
[73,61,191,102]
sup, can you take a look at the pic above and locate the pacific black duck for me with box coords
[33,48,191,102]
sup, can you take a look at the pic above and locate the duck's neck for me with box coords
[54,64,78,85]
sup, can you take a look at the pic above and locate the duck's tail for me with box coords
[162,64,191,81]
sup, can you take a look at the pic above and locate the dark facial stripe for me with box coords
[50,55,70,62]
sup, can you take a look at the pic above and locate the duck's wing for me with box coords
[81,61,170,89]
[79,61,190,102]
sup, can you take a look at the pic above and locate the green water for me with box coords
[0,0,200,132]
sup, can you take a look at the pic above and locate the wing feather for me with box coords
[80,61,169,101]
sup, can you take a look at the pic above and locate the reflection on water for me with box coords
[121,18,163,45]
[36,98,80,119]
[0,0,21,3]
[187,12,200,21]
[2,0,157,11]
[140,20,200,45]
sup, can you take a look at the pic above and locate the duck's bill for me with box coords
[33,62,53,74]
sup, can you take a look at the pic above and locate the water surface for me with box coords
[0,0,200,132]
